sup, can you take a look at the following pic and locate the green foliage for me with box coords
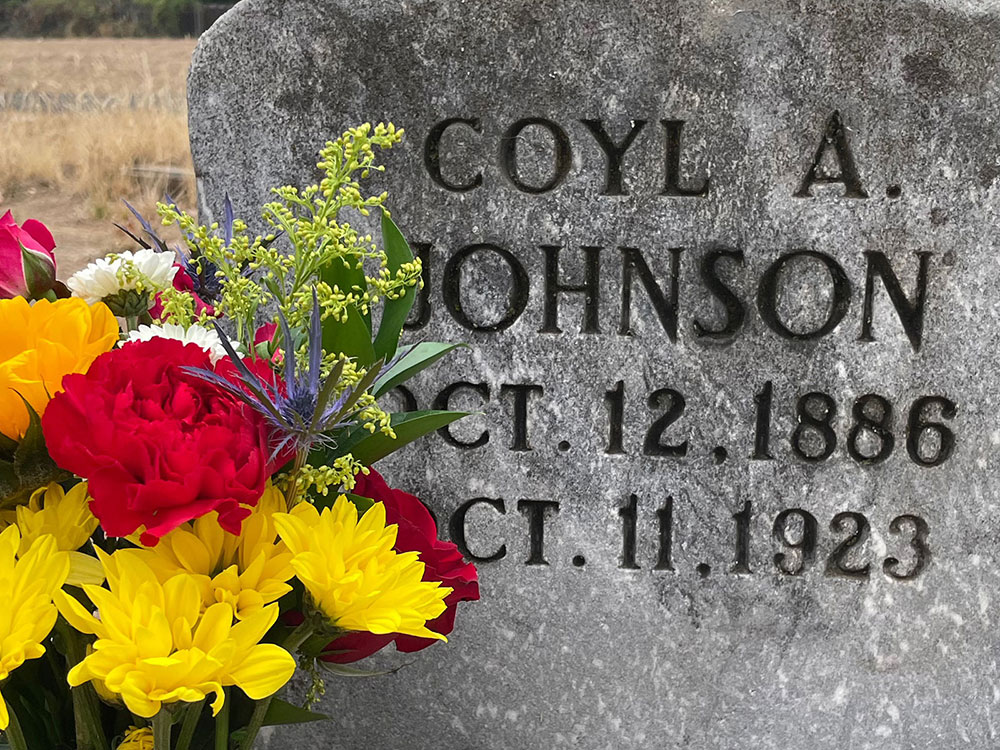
[0,401,70,510]
[0,0,207,37]
[332,410,470,466]
[158,125,465,489]
[160,124,423,452]
[137,0,193,35]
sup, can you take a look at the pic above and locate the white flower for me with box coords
[127,323,240,364]
[67,249,178,305]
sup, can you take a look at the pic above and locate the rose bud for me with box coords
[0,211,57,300]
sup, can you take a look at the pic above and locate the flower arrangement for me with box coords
[0,123,479,750]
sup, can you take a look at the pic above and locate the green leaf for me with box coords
[309,491,374,515]
[12,400,69,493]
[339,410,469,465]
[344,492,375,515]
[321,304,376,368]
[262,698,329,726]
[20,241,55,300]
[372,342,465,398]
[0,462,20,504]
[0,399,69,509]
[372,213,416,362]
[0,430,17,458]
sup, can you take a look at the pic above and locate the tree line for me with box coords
[0,0,234,36]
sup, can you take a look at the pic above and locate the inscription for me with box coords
[391,378,950,583]
[391,381,959,466]
[400,111,950,589]
[408,244,934,351]
[442,495,929,581]
[605,381,957,465]
[423,112,873,198]
[424,117,711,196]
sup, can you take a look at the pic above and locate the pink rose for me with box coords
[0,211,57,299]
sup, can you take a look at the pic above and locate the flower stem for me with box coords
[283,619,318,653]
[175,701,203,750]
[237,698,270,750]
[56,619,108,750]
[214,689,230,750]
[282,449,309,509]
[153,710,173,750]
[4,702,29,750]
[238,621,316,750]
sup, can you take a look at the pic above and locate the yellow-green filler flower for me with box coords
[0,526,70,730]
[273,497,452,640]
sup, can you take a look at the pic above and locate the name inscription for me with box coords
[386,111,955,584]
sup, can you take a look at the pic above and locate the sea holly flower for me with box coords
[42,338,278,544]
[185,293,384,460]
[0,527,70,730]
[319,469,479,663]
[67,248,177,315]
[273,496,452,641]
[54,553,296,718]
[0,296,118,439]
[0,211,57,300]
[127,322,241,364]
[116,483,294,620]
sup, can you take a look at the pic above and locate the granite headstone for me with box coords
[189,1,1000,747]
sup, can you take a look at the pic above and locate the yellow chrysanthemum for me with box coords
[119,483,294,619]
[117,726,154,750]
[54,551,295,719]
[273,497,452,641]
[0,296,118,438]
[0,526,70,730]
[1,482,103,586]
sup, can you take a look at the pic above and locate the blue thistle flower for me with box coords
[183,290,386,461]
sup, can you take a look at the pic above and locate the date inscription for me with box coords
[446,497,930,581]
[606,381,956,465]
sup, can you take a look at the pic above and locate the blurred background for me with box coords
[0,1,234,275]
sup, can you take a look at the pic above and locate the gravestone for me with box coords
[189,1,1000,747]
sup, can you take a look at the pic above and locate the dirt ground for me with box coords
[0,38,198,277]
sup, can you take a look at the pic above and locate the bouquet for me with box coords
[0,124,479,750]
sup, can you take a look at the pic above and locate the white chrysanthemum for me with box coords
[127,323,240,364]
[67,249,177,305]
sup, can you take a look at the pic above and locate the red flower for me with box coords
[42,338,277,545]
[319,469,480,663]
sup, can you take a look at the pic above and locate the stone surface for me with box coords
[190,2,1000,747]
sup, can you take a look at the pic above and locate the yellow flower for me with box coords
[54,551,295,719]
[0,296,118,438]
[273,497,452,641]
[119,484,294,619]
[0,527,71,730]
[2,482,103,586]
[117,726,154,750]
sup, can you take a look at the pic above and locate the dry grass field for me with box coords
[0,38,198,276]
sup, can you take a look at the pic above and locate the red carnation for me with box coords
[42,337,277,545]
[319,469,480,663]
